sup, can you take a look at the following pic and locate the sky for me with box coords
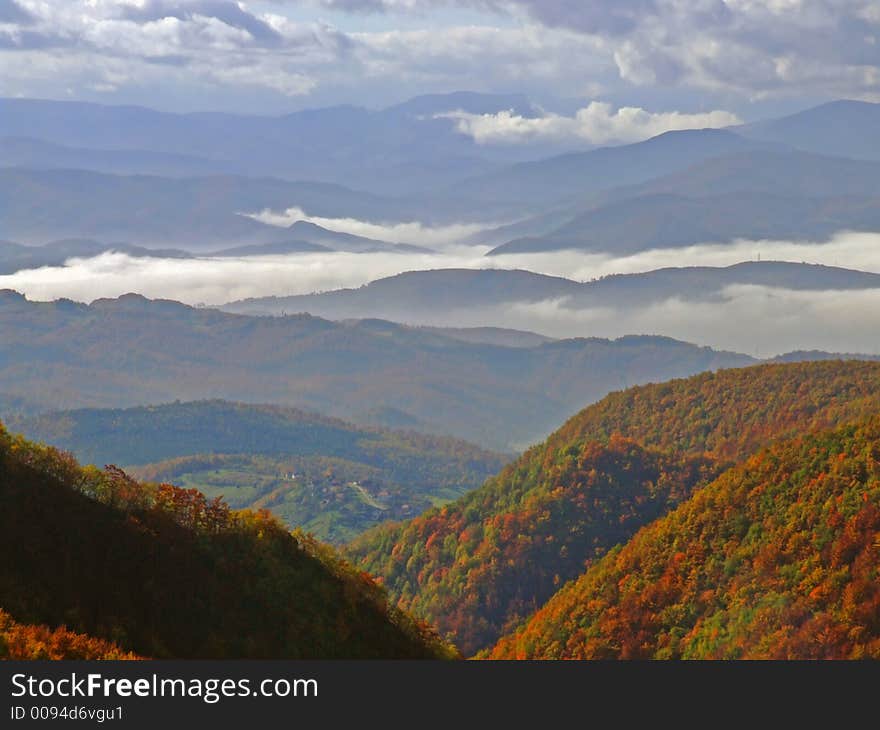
[1,0,878,122]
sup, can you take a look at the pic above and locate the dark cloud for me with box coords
[119,0,284,45]
[509,0,660,36]
[0,0,33,24]
[1,0,878,110]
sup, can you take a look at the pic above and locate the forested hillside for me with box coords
[536,360,880,462]
[349,361,880,655]
[0,422,455,659]
[490,417,880,659]
[11,400,507,543]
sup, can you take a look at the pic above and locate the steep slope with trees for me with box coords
[490,417,880,659]
[0,422,455,659]
[349,361,880,655]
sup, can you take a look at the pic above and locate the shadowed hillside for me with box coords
[0,422,455,659]
[11,400,508,543]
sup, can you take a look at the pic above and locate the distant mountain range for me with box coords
[0,92,550,195]
[490,191,880,255]
[486,148,880,254]
[223,262,880,320]
[0,168,449,248]
[2,97,879,253]
[460,100,880,210]
[455,128,770,207]
[0,238,191,275]
[0,290,756,450]
[738,99,880,161]
[0,222,421,267]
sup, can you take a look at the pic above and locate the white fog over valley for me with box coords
[3,229,880,356]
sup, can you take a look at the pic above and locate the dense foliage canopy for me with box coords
[350,361,880,655]
[0,609,139,660]
[490,417,880,659]
[0,422,456,659]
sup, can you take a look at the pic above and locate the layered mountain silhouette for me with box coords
[224,263,880,320]
[0,92,546,195]
[488,148,880,254]
[3,97,879,253]
[0,291,754,450]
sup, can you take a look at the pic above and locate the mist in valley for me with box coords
[3,229,880,357]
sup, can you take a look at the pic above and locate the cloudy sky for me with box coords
[1,0,878,121]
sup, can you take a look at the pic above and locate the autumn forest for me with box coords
[3,360,880,660]
[4,4,880,668]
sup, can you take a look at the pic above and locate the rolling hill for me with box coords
[9,400,508,543]
[223,262,880,321]
[210,221,425,256]
[0,135,230,178]
[604,148,880,202]
[223,269,582,319]
[348,361,880,655]
[0,291,753,450]
[272,221,431,254]
[489,416,880,659]
[0,421,455,659]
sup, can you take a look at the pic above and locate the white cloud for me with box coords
[439,101,742,144]
[4,230,880,307]
[350,23,609,89]
[499,285,880,357]
[5,240,880,356]
[1,230,880,358]
[306,0,880,102]
[242,206,500,246]
[1,0,879,109]
[525,231,880,281]
[1,0,338,100]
